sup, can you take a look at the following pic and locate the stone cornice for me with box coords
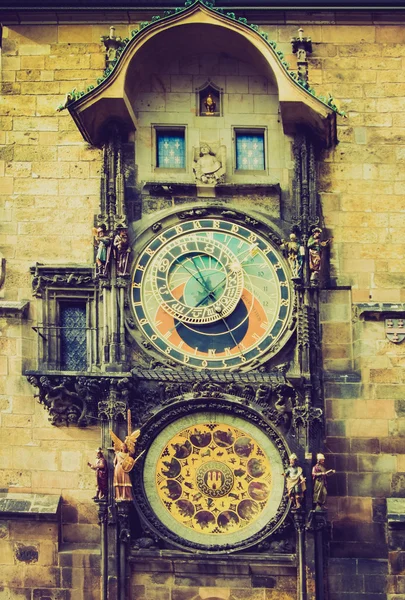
[0,300,30,319]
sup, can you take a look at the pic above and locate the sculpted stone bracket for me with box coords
[30,263,95,298]
[24,371,309,444]
[0,300,29,319]
[25,374,133,427]
[127,376,303,436]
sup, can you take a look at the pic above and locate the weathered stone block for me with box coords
[328,572,364,592]
[328,472,348,497]
[391,473,405,498]
[358,454,397,473]
[0,589,31,600]
[171,589,198,600]
[327,437,351,453]
[23,566,61,589]
[358,558,388,575]
[346,419,389,438]
[32,590,69,600]
[351,438,381,454]
[165,93,191,113]
[389,551,405,574]
[348,472,391,497]
[0,96,36,116]
[62,524,99,544]
[140,587,170,600]
[228,94,254,114]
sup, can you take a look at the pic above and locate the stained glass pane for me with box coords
[157,131,185,168]
[236,132,265,170]
[60,303,87,371]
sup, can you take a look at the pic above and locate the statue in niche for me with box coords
[280,232,304,281]
[204,93,216,113]
[283,453,306,509]
[307,227,332,284]
[87,448,108,500]
[193,143,226,185]
[312,453,335,510]
[93,224,112,277]
[113,228,131,276]
[198,84,220,116]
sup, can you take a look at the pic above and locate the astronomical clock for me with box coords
[131,214,294,371]
[127,208,298,552]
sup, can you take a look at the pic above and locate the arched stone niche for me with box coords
[68,2,336,148]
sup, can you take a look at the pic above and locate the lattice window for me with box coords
[235,131,265,171]
[60,303,87,371]
[156,130,185,169]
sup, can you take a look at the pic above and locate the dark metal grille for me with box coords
[60,303,87,371]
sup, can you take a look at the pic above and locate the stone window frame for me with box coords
[152,124,188,174]
[30,265,98,373]
[232,126,268,175]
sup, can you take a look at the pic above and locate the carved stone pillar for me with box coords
[293,509,307,600]
[97,122,130,372]
[306,509,328,600]
[97,499,109,600]
[98,379,128,600]
[117,502,131,600]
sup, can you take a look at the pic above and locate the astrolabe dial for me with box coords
[150,234,244,325]
[132,218,293,370]
[142,413,286,550]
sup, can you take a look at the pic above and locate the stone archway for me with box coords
[67,0,336,146]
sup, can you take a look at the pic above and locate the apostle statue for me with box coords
[87,448,108,500]
[283,453,306,509]
[312,453,335,510]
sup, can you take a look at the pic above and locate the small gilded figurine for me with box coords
[280,232,304,281]
[93,224,111,277]
[204,93,216,113]
[283,453,306,509]
[312,453,335,510]
[307,227,332,284]
[113,228,131,276]
[110,416,144,502]
[87,448,108,500]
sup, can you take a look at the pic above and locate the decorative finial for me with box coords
[291,27,313,85]
[101,26,125,70]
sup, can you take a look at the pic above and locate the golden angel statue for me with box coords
[110,426,142,502]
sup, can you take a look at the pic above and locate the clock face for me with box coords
[132,218,293,370]
[142,411,286,551]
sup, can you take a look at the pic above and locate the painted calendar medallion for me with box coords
[142,412,286,550]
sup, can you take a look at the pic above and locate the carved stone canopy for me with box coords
[67,1,337,147]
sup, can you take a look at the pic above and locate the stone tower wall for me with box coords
[0,17,405,600]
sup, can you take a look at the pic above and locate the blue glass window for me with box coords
[60,303,87,371]
[235,132,265,170]
[157,130,185,168]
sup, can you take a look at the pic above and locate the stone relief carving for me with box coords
[193,143,226,184]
